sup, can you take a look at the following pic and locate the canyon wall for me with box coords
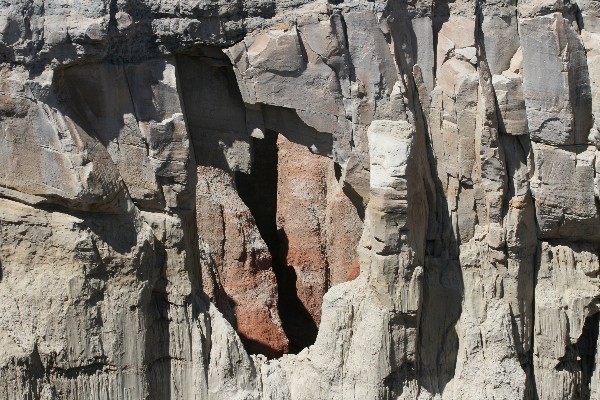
[0,0,599,399]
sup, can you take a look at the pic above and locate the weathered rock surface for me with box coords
[196,166,288,357]
[1,0,600,399]
[275,134,363,351]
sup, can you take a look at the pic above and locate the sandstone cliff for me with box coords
[0,0,599,399]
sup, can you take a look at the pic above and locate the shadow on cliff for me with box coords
[176,50,252,174]
[48,0,166,154]
[145,264,173,400]
[274,229,320,354]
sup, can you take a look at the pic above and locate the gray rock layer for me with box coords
[0,0,599,399]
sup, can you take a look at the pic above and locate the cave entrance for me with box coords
[235,130,363,354]
[176,49,362,357]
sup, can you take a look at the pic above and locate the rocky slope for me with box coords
[0,0,599,399]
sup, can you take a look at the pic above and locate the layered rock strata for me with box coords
[0,0,600,399]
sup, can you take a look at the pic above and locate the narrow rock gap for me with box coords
[234,130,279,258]
[235,130,319,354]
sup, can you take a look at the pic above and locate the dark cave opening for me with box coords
[175,50,361,357]
[235,130,319,354]
[175,50,319,357]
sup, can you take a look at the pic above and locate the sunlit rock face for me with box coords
[1,0,600,399]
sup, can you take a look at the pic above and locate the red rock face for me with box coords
[196,135,363,356]
[276,135,363,339]
[196,166,288,357]
[276,135,330,326]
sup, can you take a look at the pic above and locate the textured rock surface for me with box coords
[1,0,600,399]
[275,134,363,351]
[196,166,288,357]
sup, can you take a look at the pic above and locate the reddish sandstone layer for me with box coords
[196,135,363,356]
[276,135,363,328]
[196,166,288,357]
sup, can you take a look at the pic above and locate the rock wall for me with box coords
[0,0,599,399]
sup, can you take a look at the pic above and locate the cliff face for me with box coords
[0,0,599,399]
